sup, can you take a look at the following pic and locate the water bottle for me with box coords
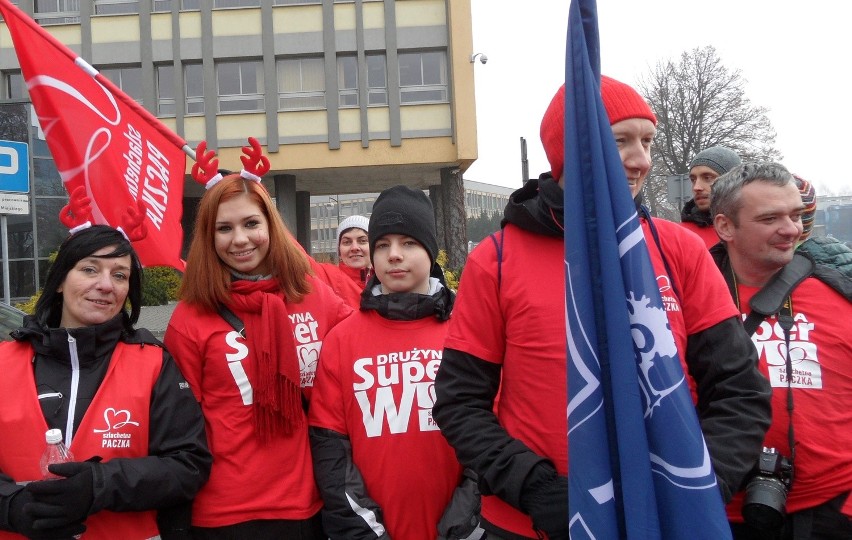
[39,428,74,480]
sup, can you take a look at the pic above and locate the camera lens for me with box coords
[742,477,787,531]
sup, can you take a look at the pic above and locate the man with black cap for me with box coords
[681,145,742,247]
[309,186,482,540]
[434,77,771,540]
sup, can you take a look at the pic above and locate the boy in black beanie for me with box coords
[308,185,481,539]
[367,185,442,294]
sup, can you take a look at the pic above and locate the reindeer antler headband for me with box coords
[191,137,271,189]
[59,186,94,235]
[59,185,147,242]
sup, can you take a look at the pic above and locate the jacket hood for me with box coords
[681,198,713,227]
[502,174,564,237]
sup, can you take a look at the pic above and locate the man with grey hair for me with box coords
[681,145,742,247]
[709,162,852,539]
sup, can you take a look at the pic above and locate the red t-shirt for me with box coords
[679,220,720,249]
[444,219,737,537]
[310,260,364,309]
[164,276,351,527]
[309,310,462,540]
[727,278,852,520]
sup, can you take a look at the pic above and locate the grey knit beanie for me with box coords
[689,146,742,176]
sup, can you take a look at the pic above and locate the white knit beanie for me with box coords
[336,214,370,245]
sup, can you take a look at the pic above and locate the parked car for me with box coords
[0,302,25,341]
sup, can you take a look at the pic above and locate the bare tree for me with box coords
[638,46,780,218]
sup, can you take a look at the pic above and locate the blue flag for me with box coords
[563,1,732,538]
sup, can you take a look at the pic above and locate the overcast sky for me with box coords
[465,0,852,197]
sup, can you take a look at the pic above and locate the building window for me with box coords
[34,0,80,24]
[214,0,260,6]
[99,66,143,104]
[217,60,264,113]
[338,55,357,108]
[185,63,204,115]
[274,0,321,5]
[399,50,447,104]
[156,64,175,117]
[366,53,387,106]
[152,0,172,11]
[277,57,325,111]
[93,0,138,15]
[3,71,24,100]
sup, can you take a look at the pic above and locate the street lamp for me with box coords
[327,195,341,225]
[326,196,340,256]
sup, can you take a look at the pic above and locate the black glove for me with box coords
[519,464,568,540]
[7,489,87,539]
[437,469,483,540]
[25,462,96,530]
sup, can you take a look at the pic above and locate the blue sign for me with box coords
[0,140,30,193]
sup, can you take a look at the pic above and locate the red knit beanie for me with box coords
[540,76,657,179]
[600,75,657,126]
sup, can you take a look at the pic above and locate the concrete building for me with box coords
[310,178,514,257]
[0,0,477,302]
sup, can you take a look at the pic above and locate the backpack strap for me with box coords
[488,230,505,291]
[641,206,683,306]
[217,303,311,413]
[218,304,245,338]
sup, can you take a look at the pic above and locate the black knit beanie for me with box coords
[369,185,438,263]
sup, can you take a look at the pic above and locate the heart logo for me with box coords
[93,407,140,433]
[299,346,319,371]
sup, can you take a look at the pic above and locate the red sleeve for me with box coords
[308,327,348,434]
[677,233,739,334]
[164,303,205,403]
[443,238,506,365]
[307,275,354,328]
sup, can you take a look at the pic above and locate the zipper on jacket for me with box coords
[65,332,81,447]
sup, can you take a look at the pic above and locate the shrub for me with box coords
[142,266,182,306]
[436,250,460,291]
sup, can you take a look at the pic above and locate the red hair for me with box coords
[180,175,311,311]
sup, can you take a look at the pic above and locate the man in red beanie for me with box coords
[434,76,771,540]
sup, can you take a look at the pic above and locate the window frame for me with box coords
[277,56,326,111]
[33,0,81,24]
[398,50,448,105]
[216,59,265,114]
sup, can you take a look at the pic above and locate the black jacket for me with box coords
[680,197,713,227]
[433,176,772,538]
[0,314,212,537]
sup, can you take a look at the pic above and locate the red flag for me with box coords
[0,0,188,271]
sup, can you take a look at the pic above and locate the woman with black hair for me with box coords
[0,224,211,540]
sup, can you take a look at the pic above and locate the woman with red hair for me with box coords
[165,159,352,538]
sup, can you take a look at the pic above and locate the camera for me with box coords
[742,447,793,531]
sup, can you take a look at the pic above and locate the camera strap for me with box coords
[723,255,814,478]
[741,253,813,336]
